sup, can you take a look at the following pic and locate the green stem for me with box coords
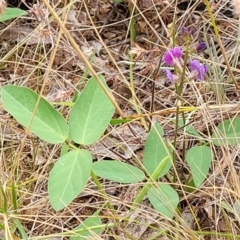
[128,2,148,130]
[90,171,114,211]
[130,156,169,211]
[172,42,190,166]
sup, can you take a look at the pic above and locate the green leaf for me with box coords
[69,75,115,145]
[0,186,7,213]
[221,200,240,219]
[48,150,92,211]
[112,0,123,3]
[143,122,172,177]
[92,160,145,183]
[186,146,212,187]
[221,201,233,213]
[70,215,102,240]
[212,118,240,146]
[1,86,68,144]
[11,183,17,212]
[147,183,179,219]
[176,119,202,138]
[12,218,28,240]
[0,8,27,22]
[233,201,240,218]
[110,118,132,125]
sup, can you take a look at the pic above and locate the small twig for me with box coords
[42,0,125,118]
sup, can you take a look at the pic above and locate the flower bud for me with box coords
[196,42,206,52]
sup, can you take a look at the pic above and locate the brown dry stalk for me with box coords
[42,0,125,118]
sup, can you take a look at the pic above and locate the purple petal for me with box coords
[181,27,194,38]
[190,60,200,71]
[172,47,182,59]
[182,27,188,34]
[196,42,206,52]
[165,70,174,81]
[163,47,182,66]
[164,52,174,66]
[164,70,179,82]
[189,60,207,81]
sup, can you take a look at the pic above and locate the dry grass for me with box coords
[1,0,240,239]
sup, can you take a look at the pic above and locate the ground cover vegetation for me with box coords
[0,0,240,239]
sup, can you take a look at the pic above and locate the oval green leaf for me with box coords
[212,118,240,146]
[186,146,212,187]
[48,150,92,211]
[0,8,27,22]
[69,75,114,145]
[176,119,202,139]
[69,75,115,145]
[147,183,179,219]
[70,215,102,240]
[1,86,68,144]
[143,122,172,177]
[92,160,145,183]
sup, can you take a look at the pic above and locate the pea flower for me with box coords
[163,46,182,67]
[164,70,180,83]
[196,42,206,52]
[181,27,194,42]
[182,27,190,36]
[189,60,207,81]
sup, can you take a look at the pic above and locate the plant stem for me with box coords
[128,1,148,130]
[130,156,169,211]
[172,41,190,169]
[90,171,115,211]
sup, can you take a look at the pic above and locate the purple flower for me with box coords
[181,27,195,43]
[181,27,194,37]
[196,42,206,52]
[189,60,207,81]
[164,47,182,66]
[181,27,189,36]
[164,70,180,83]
